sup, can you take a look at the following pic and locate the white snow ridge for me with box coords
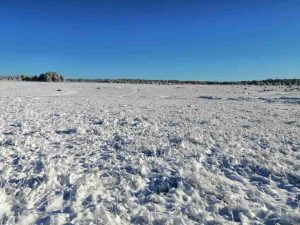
[0,82,299,225]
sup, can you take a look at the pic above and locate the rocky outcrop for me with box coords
[38,72,64,82]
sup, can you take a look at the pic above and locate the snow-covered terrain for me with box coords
[0,82,299,225]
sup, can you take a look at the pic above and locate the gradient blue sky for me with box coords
[1,0,299,80]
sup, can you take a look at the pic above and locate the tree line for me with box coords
[66,78,300,86]
[0,72,64,82]
[1,73,299,85]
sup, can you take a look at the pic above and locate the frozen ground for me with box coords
[0,82,299,225]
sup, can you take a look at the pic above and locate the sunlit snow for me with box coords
[0,82,299,224]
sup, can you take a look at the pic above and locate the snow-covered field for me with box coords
[0,82,299,225]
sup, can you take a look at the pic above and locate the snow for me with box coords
[0,81,299,224]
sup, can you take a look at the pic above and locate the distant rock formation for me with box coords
[38,72,64,82]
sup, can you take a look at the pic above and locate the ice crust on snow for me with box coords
[0,82,299,224]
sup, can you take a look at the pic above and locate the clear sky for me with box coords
[1,0,299,80]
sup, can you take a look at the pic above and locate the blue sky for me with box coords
[0,0,299,80]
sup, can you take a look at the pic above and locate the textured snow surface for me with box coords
[0,82,299,225]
